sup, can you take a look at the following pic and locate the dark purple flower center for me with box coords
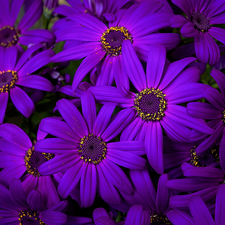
[134,88,167,121]
[222,110,225,122]
[0,70,18,92]
[190,147,219,167]
[18,210,45,225]
[101,26,132,56]
[79,134,107,164]
[151,213,172,224]
[191,12,210,32]
[0,26,19,47]
[25,145,54,177]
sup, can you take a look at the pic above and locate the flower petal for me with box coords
[39,210,67,225]
[0,92,8,124]
[27,190,42,211]
[215,183,225,225]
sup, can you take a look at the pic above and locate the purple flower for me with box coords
[170,0,225,65]
[51,1,180,92]
[167,184,225,225]
[187,69,225,172]
[0,179,67,225]
[89,43,213,174]
[35,91,146,207]
[0,45,54,122]
[0,0,55,49]
[0,123,62,208]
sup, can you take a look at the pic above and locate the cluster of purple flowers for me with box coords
[0,0,225,224]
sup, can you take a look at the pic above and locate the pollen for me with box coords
[79,133,107,164]
[222,110,225,123]
[100,26,132,56]
[150,213,172,225]
[134,88,167,121]
[18,210,46,225]
[0,70,18,93]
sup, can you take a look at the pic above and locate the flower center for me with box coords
[24,144,54,177]
[190,147,219,167]
[101,26,132,56]
[150,213,172,225]
[0,26,19,47]
[222,110,225,123]
[79,133,107,164]
[0,70,18,93]
[191,12,210,32]
[18,210,45,225]
[134,88,167,121]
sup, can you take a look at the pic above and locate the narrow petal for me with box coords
[167,210,196,225]
[39,211,67,225]
[93,208,109,221]
[56,99,88,137]
[122,40,146,91]
[215,184,225,225]
[0,210,19,224]
[93,103,117,136]
[195,33,210,64]
[0,0,10,26]
[27,190,42,211]
[101,160,133,195]
[4,46,18,70]
[10,0,25,25]
[211,69,225,98]
[96,164,121,205]
[107,150,146,170]
[0,92,8,124]
[145,122,164,174]
[102,108,135,142]
[210,12,225,24]
[189,195,215,225]
[0,138,27,155]
[146,44,166,88]
[81,91,96,133]
[208,27,225,45]
[180,22,196,38]
[171,0,192,16]
[17,75,53,91]
[72,50,105,92]
[158,57,196,90]
[10,86,35,118]
[80,163,97,207]
[170,15,188,28]
[38,153,78,175]
[220,129,225,174]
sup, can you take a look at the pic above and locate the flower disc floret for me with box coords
[222,110,225,123]
[0,26,19,47]
[25,144,54,177]
[190,147,219,167]
[150,213,172,225]
[101,26,132,56]
[134,88,167,121]
[191,12,210,33]
[79,133,107,164]
[0,70,18,93]
[18,210,45,225]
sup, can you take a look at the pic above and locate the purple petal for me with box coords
[107,149,146,170]
[39,117,80,142]
[189,195,215,225]
[4,46,18,70]
[124,205,147,225]
[171,0,192,17]
[93,208,109,221]
[215,184,225,225]
[72,50,105,92]
[80,163,97,207]
[210,12,225,24]
[93,103,117,136]
[0,152,24,168]
[0,210,19,224]
[122,40,146,91]
[37,176,60,208]
[81,91,96,133]
[10,86,34,118]
[0,138,27,155]
[0,0,10,26]
[22,175,37,195]
[0,92,8,124]
[146,44,166,88]
[167,210,196,225]
[220,130,225,174]
[180,22,196,38]
[96,164,121,205]
[145,122,164,174]
[18,0,42,31]
[39,210,67,225]
[101,160,133,195]
[27,190,42,211]
[56,98,88,137]
[38,153,78,176]
[57,160,83,199]
[17,75,53,91]
[158,57,196,90]
[208,27,225,46]
[102,108,135,142]
[170,15,188,28]
[211,69,225,98]
[10,0,25,25]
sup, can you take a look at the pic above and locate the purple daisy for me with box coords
[0,0,55,49]
[89,43,213,174]
[170,0,225,65]
[167,184,225,225]
[35,91,146,207]
[0,178,67,225]
[0,44,54,123]
[51,0,180,92]
[187,69,225,172]
[0,123,62,208]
